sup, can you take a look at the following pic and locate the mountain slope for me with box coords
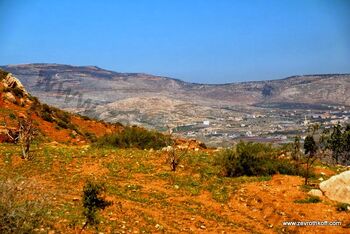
[3,64,350,106]
[1,64,349,139]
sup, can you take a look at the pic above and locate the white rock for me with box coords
[307,189,323,197]
[319,170,350,204]
[162,146,173,152]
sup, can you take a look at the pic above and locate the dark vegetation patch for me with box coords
[12,87,24,98]
[0,69,9,81]
[96,126,172,150]
[217,141,306,177]
[253,102,335,110]
[294,196,321,204]
[261,84,274,97]
[336,203,350,212]
[29,98,84,136]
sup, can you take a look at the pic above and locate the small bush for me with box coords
[82,181,112,231]
[85,132,97,142]
[96,126,172,150]
[28,95,39,103]
[336,203,350,212]
[57,120,69,129]
[12,87,24,98]
[41,112,54,122]
[81,115,91,121]
[56,110,70,124]
[42,104,52,113]
[9,113,16,120]
[218,141,304,177]
[294,196,321,204]
[0,69,9,81]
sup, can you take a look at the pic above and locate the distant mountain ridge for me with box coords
[1,63,350,131]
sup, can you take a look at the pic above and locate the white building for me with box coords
[203,120,210,126]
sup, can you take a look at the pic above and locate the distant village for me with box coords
[171,104,350,147]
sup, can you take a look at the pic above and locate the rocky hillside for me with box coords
[1,64,349,130]
[0,69,122,144]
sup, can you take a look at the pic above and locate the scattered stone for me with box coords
[174,185,179,189]
[155,224,163,230]
[318,177,324,181]
[307,189,323,197]
[200,225,206,229]
[162,146,173,152]
[319,170,350,203]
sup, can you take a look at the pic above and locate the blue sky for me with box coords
[0,0,349,83]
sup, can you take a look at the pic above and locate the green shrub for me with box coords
[0,69,9,81]
[41,112,54,122]
[218,141,304,177]
[81,115,91,121]
[42,104,52,113]
[12,87,24,98]
[57,120,69,129]
[294,196,321,204]
[8,113,16,120]
[336,203,350,212]
[28,95,39,103]
[85,132,97,142]
[96,126,172,150]
[82,181,112,231]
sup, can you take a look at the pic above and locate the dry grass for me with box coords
[0,143,349,233]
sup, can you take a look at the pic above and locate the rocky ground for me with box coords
[0,143,349,233]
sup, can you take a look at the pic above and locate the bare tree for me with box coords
[291,136,302,175]
[303,135,318,185]
[18,117,37,159]
[169,147,179,172]
[166,125,180,172]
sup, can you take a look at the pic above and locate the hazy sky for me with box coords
[0,0,349,83]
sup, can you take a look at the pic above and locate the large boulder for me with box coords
[1,73,28,96]
[319,170,350,204]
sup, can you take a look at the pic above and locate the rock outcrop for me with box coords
[1,73,28,96]
[319,170,350,204]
